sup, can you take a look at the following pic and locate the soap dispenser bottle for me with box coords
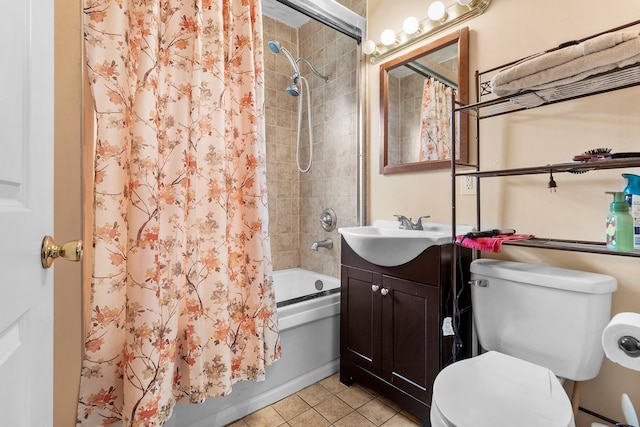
[622,173,640,249]
[605,191,634,252]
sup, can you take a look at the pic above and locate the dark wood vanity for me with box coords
[340,239,472,424]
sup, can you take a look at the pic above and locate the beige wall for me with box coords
[367,0,640,425]
[54,0,83,425]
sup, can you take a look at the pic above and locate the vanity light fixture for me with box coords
[362,39,378,55]
[403,16,421,35]
[380,29,398,46]
[428,1,447,21]
[363,0,491,63]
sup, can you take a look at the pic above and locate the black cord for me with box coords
[452,236,466,362]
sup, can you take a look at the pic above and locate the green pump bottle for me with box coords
[605,191,634,252]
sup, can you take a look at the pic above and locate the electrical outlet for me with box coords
[460,176,476,195]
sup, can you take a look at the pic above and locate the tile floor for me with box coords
[227,373,422,427]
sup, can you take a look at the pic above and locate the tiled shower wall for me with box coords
[263,0,363,279]
[264,17,301,272]
[386,73,424,165]
[399,74,423,164]
[387,74,400,165]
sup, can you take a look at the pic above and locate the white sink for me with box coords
[338,220,472,267]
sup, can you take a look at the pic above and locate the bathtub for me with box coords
[166,268,341,427]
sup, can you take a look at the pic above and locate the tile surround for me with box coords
[263,0,362,278]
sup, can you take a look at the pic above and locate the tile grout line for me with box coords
[229,373,421,427]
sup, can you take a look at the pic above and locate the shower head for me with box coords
[268,39,301,96]
[286,80,300,97]
[267,39,299,76]
[267,40,281,54]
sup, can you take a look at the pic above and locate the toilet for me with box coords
[430,259,617,427]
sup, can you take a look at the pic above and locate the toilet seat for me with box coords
[431,351,575,427]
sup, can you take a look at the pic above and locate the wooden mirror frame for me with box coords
[379,27,469,175]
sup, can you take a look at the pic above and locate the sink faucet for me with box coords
[394,215,430,230]
[310,238,333,251]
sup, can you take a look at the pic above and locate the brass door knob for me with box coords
[41,236,83,269]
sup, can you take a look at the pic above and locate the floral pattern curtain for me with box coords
[77,1,280,425]
[418,77,456,161]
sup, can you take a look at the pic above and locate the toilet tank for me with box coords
[470,259,617,381]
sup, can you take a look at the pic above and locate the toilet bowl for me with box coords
[430,259,617,427]
[430,351,575,427]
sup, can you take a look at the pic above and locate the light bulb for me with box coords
[362,39,377,55]
[457,0,477,5]
[380,29,397,46]
[403,16,420,35]
[428,1,447,21]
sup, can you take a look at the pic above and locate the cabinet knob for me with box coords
[380,288,389,296]
[371,285,379,292]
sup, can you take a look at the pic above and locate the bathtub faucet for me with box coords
[310,238,333,251]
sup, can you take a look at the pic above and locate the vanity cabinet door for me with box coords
[341,265,382,376]
[381,275,440,403]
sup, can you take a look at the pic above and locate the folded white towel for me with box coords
[491,31,640,96]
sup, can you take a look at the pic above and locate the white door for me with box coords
[0,0,55,425]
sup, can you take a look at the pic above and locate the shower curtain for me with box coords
[418,77,455,161]
[77,1,280,426]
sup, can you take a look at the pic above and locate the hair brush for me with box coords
[569,148,640,174]
[572,148,612,162]
[573,148,640,162]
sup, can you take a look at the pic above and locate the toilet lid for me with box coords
[432,351,574,427]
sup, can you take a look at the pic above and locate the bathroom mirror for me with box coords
[380,27,469,174]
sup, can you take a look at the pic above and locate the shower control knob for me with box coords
[319,208,337,232]
[380,288,389,296]
[371,285,379,292]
